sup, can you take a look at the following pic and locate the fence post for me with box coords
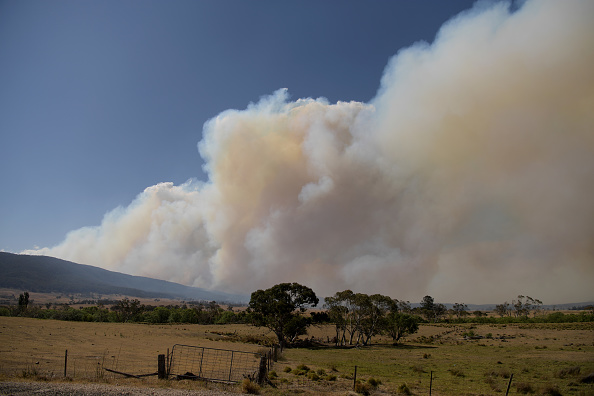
[198,347,204,377]
[166,348,170,376]
[505,373,514,396]
[257,355,267,385]
[353,365,357,390]
[228,351,234,382]
[158,354,166,379]
[429,371,433,396]
[64,350,68,377]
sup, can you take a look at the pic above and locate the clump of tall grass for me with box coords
[555,366,580,378]
[448,368,465,377]
[515,382,535,394]
[540,384,562,396]
[241,378,260,394]
[397,382,412,395]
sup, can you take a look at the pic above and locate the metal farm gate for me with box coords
[168,344,264,383]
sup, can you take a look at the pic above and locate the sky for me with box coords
[1,0,593,304]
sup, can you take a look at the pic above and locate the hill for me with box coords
[0,252,247,303]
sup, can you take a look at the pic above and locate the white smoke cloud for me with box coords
[26,0,594,304]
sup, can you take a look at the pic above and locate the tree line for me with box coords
[1,287,592,349]
[0,294,247,325]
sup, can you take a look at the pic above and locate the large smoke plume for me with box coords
[26,0,594,303]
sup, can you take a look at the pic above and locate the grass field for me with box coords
[0,316,592,395]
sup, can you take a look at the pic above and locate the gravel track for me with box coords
[0,381,238,396]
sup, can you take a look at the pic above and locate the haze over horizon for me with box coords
[2,1,593,305]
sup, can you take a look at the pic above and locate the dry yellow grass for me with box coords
[1,317,593,395]
[0,317,264,381]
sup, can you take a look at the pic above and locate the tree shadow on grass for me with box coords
[291,341,437,351]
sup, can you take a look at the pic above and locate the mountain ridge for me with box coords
[0,252,247,303]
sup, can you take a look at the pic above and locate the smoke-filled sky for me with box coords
[2,1,593,304]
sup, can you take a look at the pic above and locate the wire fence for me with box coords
[418,368,593,395]
[0,347,156,381]
[268,363,593,395]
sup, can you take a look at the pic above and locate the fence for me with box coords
[168,344,264,383]
[0,348,156,381]
[271,364,593,395]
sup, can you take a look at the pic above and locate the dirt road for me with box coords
[0,381,237,396]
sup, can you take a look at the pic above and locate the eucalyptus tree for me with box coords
[248,282,318,349]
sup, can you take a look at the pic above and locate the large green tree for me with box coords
[248,283,319,349]
[386,312,419,344]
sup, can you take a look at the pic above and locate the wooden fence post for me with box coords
[166,348,170,376]
[257,355,267,385]
[505,373,514,396]
[429,371,433,396]
[353,365,357,390]
[64,350,68,377]
[158,354,166,379]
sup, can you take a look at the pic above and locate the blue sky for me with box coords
[0,0,475,253]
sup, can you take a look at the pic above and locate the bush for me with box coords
[324,374,337,381]
[296,364,310,372]
[268,370,277,378]
[367,377,381,387]
[307,372,320,381]
[241,379,260,394]
[283,366,292,373]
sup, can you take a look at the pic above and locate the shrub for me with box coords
[268,370,277,378]
[328,363,338,372]
[283,366,292,373]
[316,368,326,376]
[296,364,310,372]
[307,372,320,381]
[367,377,381,387]
[241,379,260,394]
[324,374,337,381]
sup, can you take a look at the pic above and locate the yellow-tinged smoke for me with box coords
[26,0,594,303]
